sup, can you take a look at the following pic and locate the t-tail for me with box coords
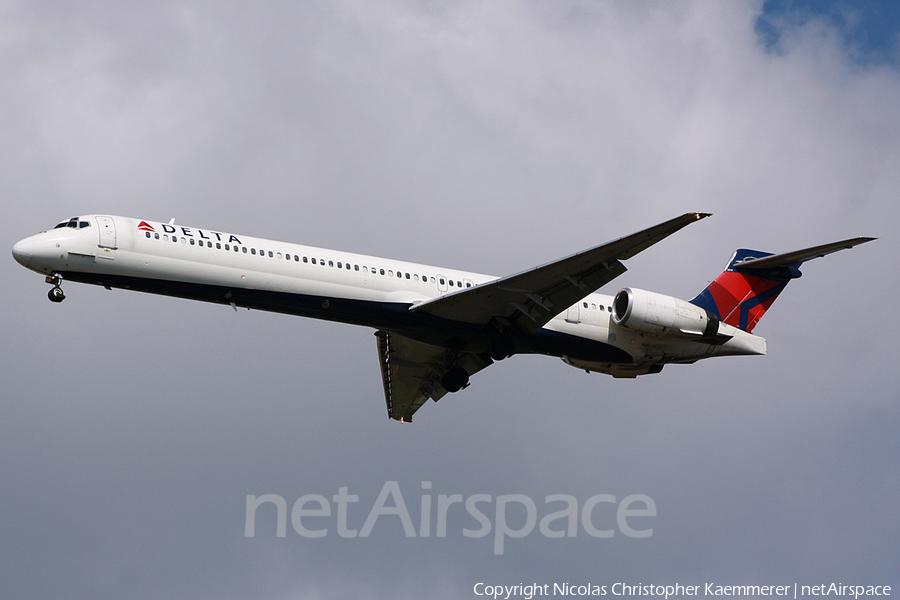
[689,237,875,333]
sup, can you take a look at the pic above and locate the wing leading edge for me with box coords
[411,212,711,338]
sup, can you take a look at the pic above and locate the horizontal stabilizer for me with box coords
[735,237,876,270]
[690,235,875,333]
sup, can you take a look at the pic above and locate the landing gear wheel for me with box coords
[48,286,66,303]
[441,366,469,393]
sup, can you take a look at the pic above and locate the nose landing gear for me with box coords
[45,273,65,303]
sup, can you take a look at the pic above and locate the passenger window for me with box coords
[190,239,195,245]
[155,233,159,239]
[242,247,248,253]
[146,232,151,238]
[439,278,445,285]
[251,248,257,255]
[449,280,454,286]
[329,261,334,267]
[225,244,230,251]
[405,273,410,279]
[380,269,385,275]
[583,302,588,308]
[355,265,359,271]
[217,243,221,249]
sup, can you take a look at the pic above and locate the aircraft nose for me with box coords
[12,237,33,268]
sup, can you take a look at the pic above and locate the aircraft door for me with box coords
[565,303,580,324]
[436,274,448,293]
[97,216,117,249]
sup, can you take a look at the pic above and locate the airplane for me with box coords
[12,213,873,422]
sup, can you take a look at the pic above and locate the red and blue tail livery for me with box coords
[689,249,796,333]
[12,213,874,422]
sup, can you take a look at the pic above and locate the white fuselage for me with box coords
[13,215,766,376]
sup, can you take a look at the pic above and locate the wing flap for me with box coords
[375,331,491,422]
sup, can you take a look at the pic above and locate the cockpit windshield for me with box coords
[54,217,91,229]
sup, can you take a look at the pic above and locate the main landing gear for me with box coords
[441,366,469,393]
[46,273,65,303]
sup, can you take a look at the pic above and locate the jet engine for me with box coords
[612,287,720,339]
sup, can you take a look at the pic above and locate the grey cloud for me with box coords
[2,1,898,598]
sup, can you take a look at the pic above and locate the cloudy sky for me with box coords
[3,1,899,598]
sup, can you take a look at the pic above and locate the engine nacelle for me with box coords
[612,287,719,339]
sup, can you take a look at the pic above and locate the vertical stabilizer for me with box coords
[689,250,798,333]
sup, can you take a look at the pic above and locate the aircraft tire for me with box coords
[441,366,469,393]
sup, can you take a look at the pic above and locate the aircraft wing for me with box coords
[411,212,710,337]
[375,330,492,422]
